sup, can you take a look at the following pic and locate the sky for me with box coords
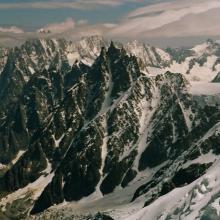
[1,0,220,47]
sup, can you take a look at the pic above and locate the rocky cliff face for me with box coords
[0,37,220,220]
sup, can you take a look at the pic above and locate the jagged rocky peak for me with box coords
[0,51,200,218]
[0,36,106,79]
[125,39,171,70]
[29,68,196,213]
[190,38,220,58]
[3,36,220,84]
[0,36,109,114]
[78,35,106,51]
[67,35,107,66]
[166,39,220,63]
[0,37,220,219]
[2,36,220,79]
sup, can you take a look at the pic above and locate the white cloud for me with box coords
[54,22,114,40]
[0,26,24,34]
[147,8,220,37]
[32,18,116,43]
[40,18,75,34]
[108,0,220,38]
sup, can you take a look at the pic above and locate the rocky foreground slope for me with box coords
[0,37,220,219]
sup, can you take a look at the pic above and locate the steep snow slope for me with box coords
[126,155,220,220]
[30,150,220,220]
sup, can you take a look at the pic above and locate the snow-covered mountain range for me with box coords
[0,36,220,220]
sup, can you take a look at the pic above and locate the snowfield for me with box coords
[30,153,220,220]
[126,157,220,220]
[190,82,220,96]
